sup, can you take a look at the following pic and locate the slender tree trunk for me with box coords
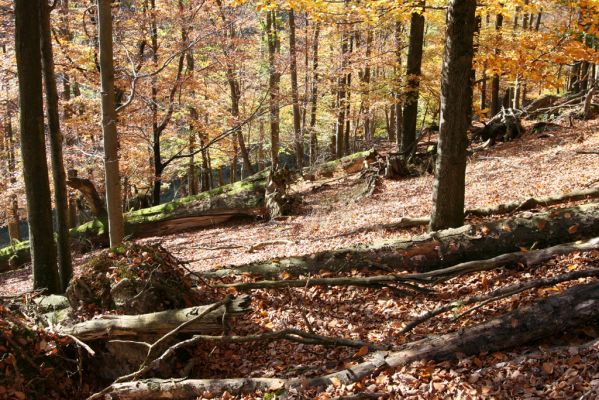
[308,24,320,165]
[289,9,303,169]
[490,13,503,117]
[361,29,373,145]
[266,10,281,169]
[335,30,348,159]
[401,3,426,156]
[569,62,581,93]
[15,0,60,293]
[97,0,125,247]
[480,63,487,113]
[215,0,252,176]
[258,119,265,171]
[343,35,353,155]
[394,21,403,148]
[430,0,476,231]
[40,0,72,290]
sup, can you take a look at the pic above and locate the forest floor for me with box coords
[1,117,599,399]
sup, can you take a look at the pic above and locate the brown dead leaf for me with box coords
[568,225,578,234]
[543,362,554,374]
[354,345,369,358]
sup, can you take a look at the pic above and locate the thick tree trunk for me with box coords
[266,10,281,170]
[63,296,251,341]
[97,0,125,247]
[41,0,73,290]
[393,21,402,147]
[401,4,426,156]
[201,203,599,279]
[430,0,476,231]
[289,10,304,169]
[15,0,61,293]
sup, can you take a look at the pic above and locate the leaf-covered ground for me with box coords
[0,119,598,399]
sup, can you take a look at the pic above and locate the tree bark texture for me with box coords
[266,10,281,169]
[430,0,476,231]
[15,0,61,293]
[98,0,125,247]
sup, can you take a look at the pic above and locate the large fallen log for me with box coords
[100,281,599,398]
[304,149,378,179]
[209,238,599,291]
[61,295,251,341]
[124,171,270,237]
[306,279,599,388]
[201,203,599,278]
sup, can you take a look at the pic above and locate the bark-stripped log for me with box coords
[201,203,599,278]
[61,296,250,341]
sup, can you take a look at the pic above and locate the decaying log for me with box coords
[210,238,599,292]
[96,281,599,398]
[125,171,270,237]
[200,203,599,278]
[305,149,378,179]
[306,280,599,388]
[465,187,599,217]
[95,378,287,400]
[61,296,251,341]
[315,187,599,241]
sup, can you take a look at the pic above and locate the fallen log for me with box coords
[465,187,599,217]
[304,149,378,179]
[210,238,598,292]
[306,280,599,388]
[99,281,599,398]
[201,203,599,278]
[124,170,270,237]
[61,295,251,341]
[313,187,599,240]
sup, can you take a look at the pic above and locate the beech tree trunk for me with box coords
[308,24,320,165]
[41,0,73,290]
[266,10,281,169]
[335,28,349,158]
[15,0,61,293]
[401,3,426,156]
[430,0,476,231]
[97,0,125,247]
[289,10,304,169]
